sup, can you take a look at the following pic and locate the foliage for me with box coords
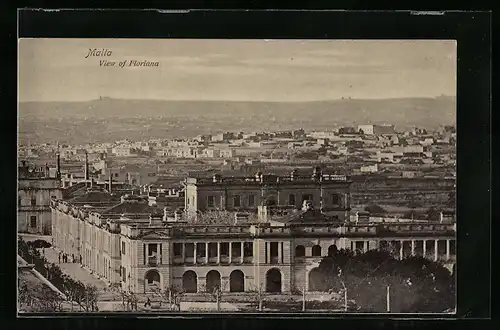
[187,209,237,225]
[18,237,101,312]
[247,283,266,312]
[364,204,387,215]
[426,207,442,222]
[152,285,185,311]
[30,239,52,248]
[109,286,139,311]
[201,282,228,311]
[18,281,65,312]
[315,249,455,313]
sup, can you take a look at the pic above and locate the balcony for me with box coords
[270,256,279,264]
[173,256,183,264]
[195,256,208,264]
[243,256,254,264]
[231,256,242,264]
[208,256,218,264]
[294,256,306,264]
[185,256,194,264]
[18,205,52,212]
[220,255,230,264]
[147,256,159,267]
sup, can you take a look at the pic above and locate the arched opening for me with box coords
[295,245,305,257]
[308,268,325,292]
[182,270,198,293]
[312,245,322,257]
[206,270,221,293]
[144,269,160,292]
[229,270,245,292]
[266,268,282,293]
[327,245,338,257]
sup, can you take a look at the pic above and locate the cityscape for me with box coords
[18,39,456,314]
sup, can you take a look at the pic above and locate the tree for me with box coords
[202,282,228,312]
[61,279,101,312]
[426,207,442,222]
[18,280,65,312]
[247,283,266,312]
[152,285,185,311]
[109,287,139,311]
[364,204,387,215]
[316,249,455,313]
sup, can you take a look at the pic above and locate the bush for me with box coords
[364,204,387,214]
[31,239,52,248]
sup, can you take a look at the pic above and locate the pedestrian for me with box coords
[58,253,61,264]
[72,254,75,263]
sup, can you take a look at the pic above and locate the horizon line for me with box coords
[19,95,457,103]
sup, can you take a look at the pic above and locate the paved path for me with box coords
[43,247,117,300]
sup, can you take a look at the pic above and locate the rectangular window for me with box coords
[288,194,296,206]
[196,243,206,257]
[121,241,126,255]
[122,267,126,282]
[332,194,340,206]
[302,194,313,202]
[185,243,194,257]
[220,242,229,256]
[233,195,241,207]
[173,243,182,257]
[270,242,279,257]
[264,243,268,263]
[248,194,255,207]
[355,241,364,253]
[30,215,37,228]
[244,242,253,257]
[231,242,240,257]
[18,197,22,207]
[207,195,215,207]
[281,242,284,263]
[31,196,36,206]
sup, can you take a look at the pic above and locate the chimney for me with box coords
[84,151,89,181]
[108,170,112,193]
[56,152,61,179]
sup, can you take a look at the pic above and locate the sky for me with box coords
[18,39,456,102]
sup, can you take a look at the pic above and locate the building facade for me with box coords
[184,168,352,222]
[18,160,63,235]
[50,181,456,295]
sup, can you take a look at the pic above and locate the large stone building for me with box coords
[18,159,63,235]
[184,168,352,222]
[358,124,396,136]
[50,168,456,295]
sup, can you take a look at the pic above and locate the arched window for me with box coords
[308,268,326,292]
[182,270,198,293]
[295,245,305,257]
[266,268,282,293]
[312,245,322,257]
[327,245,338,256]
[229,270,245,292]
[144,270,161,292]
[206,270,221,293]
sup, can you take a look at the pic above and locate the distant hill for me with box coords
[18,97,455,145]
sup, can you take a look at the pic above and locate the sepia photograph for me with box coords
[17,38,457,314]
